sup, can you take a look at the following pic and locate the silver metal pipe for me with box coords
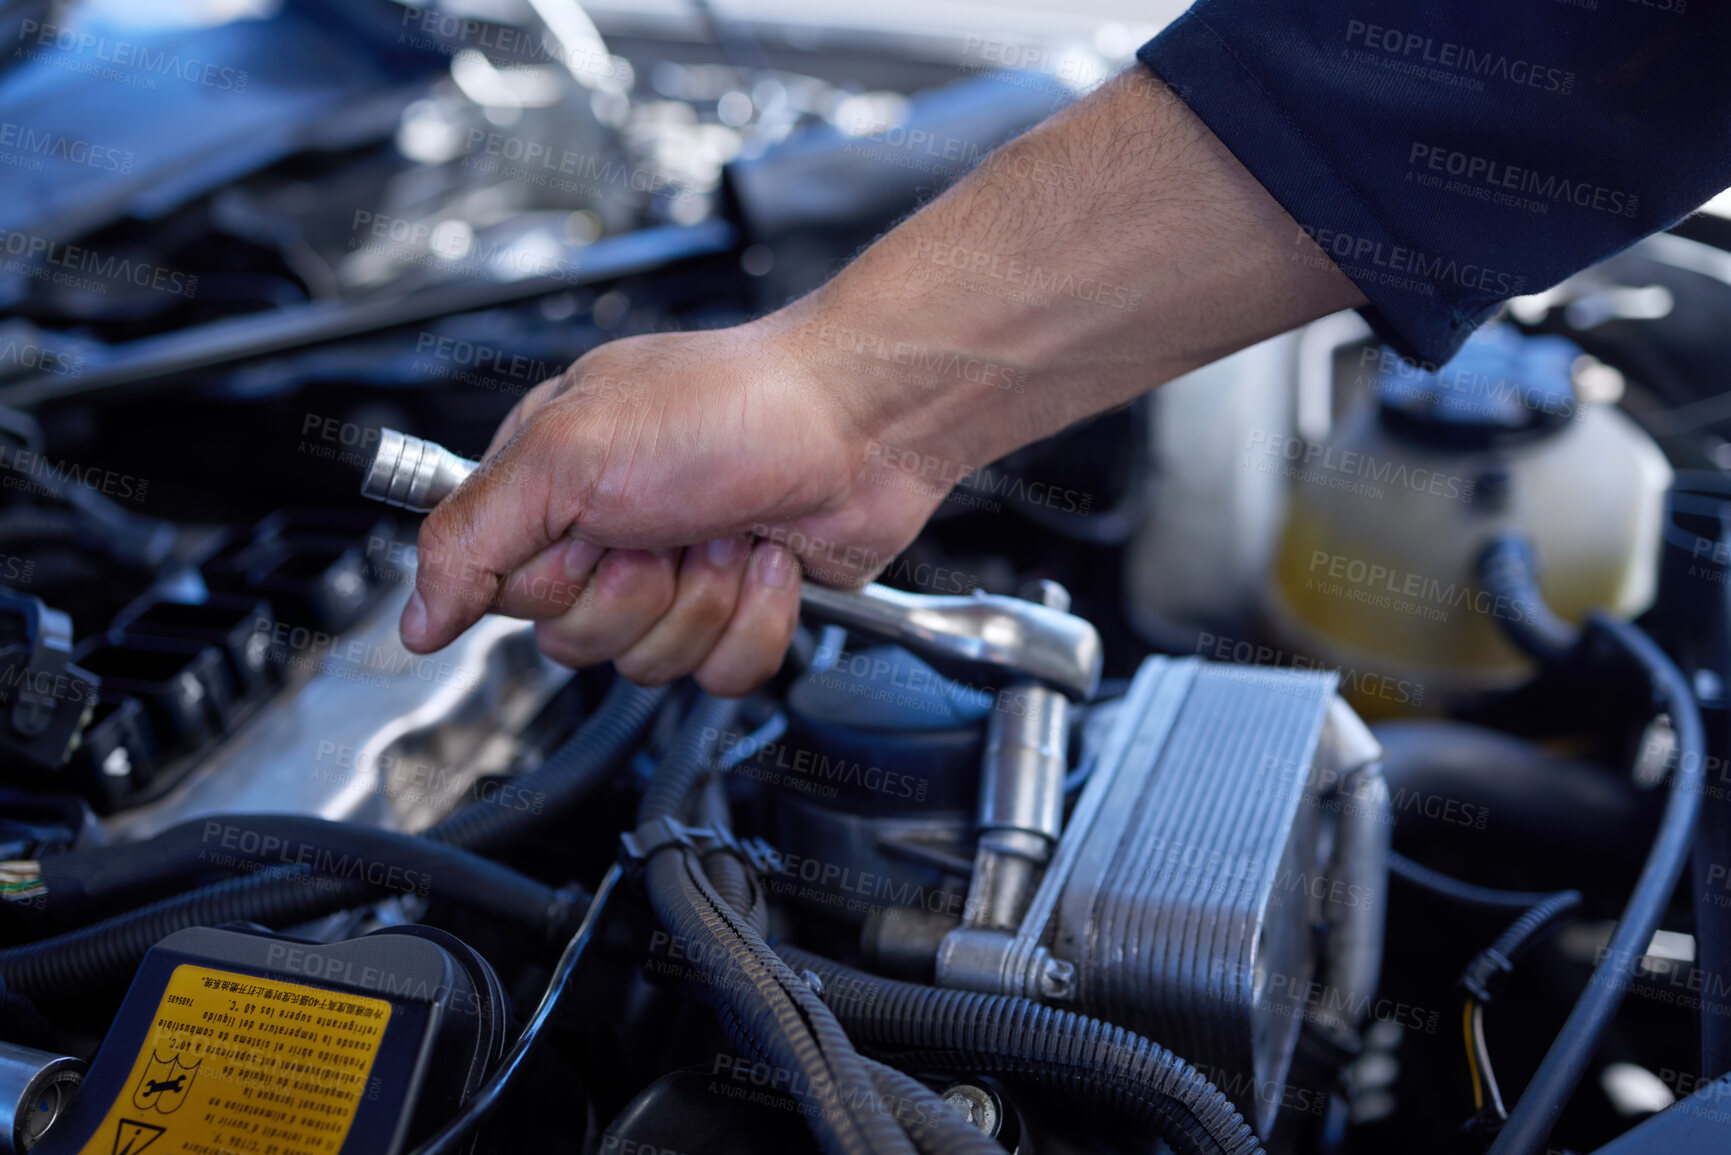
[0,1043,83,1154]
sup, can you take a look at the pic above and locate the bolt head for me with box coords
[1038,957,1075,1000]
[940,1084,1001,1136]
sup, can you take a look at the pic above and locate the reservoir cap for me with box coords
[1375,326,1581,451]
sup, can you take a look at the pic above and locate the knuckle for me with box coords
[533,620,592,669]
[648,581,680,620]
[614,653,679,687]
[682,577,736,633]
[526,374,567,408]
[415,515,449,562]
[696,666,752,698]
[619,561,678,618]
[733,643,788,695]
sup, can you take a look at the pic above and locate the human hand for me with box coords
[399,68,1364,693]
[399,316,949,695]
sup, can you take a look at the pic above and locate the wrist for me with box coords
[752,309,1021,532]
[758,64,1366,506]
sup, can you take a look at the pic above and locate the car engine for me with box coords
[0,4,1727,1155]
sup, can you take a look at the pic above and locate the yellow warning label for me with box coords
[77,964,391,1155]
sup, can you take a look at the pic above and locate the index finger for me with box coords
[400,410,595,653]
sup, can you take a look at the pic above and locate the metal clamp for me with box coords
[620,817,781,878]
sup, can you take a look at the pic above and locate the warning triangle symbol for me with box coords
[112,1119,166,1155]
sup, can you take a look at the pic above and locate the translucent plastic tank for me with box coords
[1264,326,1672,717]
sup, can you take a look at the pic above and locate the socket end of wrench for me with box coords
[360,428,477,512]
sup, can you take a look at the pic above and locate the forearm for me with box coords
[405,65,1372,687]
[767,66,1367,473]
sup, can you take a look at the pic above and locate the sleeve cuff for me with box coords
[1138,12,1504,367]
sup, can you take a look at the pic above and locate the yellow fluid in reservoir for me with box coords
[1266,393,1670,718]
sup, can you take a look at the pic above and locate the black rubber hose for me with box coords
[405,864,623,1155]
[639,694,761,929]
[858,1058,1005,1155]
[0,866,352,1000]
[647,851,915,1155]
[1475,536,1580,662]
[1388,852,1566,912]
[700,770,765,934]
[31,814,571,932]
[431,679,668,854]
[779,948,1262,1155]
[1373,720,1655,858]
[638,702,915,1155]
[707,1001,1003,1155]
[636,694,742,826]
[1459,891,1585,1005]
[1488,613,1706,1155]
[1485,892,1584,973]
[0,679,664,1001]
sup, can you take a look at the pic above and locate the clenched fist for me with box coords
[400,317,947,695]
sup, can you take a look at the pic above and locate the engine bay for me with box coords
[0,4,1730,1155]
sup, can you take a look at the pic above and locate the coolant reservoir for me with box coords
[1264,326,1672,716]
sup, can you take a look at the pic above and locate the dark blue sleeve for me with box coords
[1138,1,1731,366]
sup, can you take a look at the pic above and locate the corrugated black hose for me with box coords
[0,678,667,1001]
[709,986,1003,1155]
[1458,890,1584,1131]
[636,694,742,825]
[637,697,919,1155]
[1471,891,1586,990]
[646,844,916,1155]
[778,947,1263,1155]
[433,678,670,855]
[857,1057,1006,1155]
